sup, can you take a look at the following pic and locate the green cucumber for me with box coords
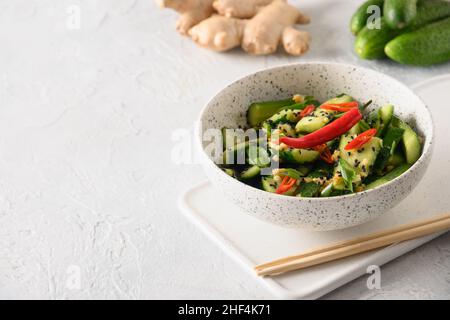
[223,168,236,177]
[240,165,261,180]
[279,148,320,164]
[355,0,450,60]
[351,0,385,35]
[324,94,354,105]
[385,16,450,65]
[295,94,353,133]
[222,127,245,150]
[384,0,418,29]
[262,176,298,195]
[409,0,450,28]
[378,104,394,136]
[355,18,401,59]
[365,163,410,189]
[247,98,294,127]
[295,109,334,133]
[261,176,277,193]
[222,138,264,165]
[396,118,422,164]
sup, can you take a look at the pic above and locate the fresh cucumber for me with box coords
[396,118,422,164]
[279,148,320,164]
[384,0,418,29]
[355,18,401,59]
[355,0,450,60]
[262,176,298,195]
[351,0,385,35]
[409,0,450,29]
[223,168,236,177]
[385,16,450,65]
[240,165,261,180]
[378,104,394,136]
[365,163,410,189]
[295,94,353,133]
[295,109,335,133]
[247,98,294,127]
[222,127,245,150]
[222,138,264,165]
[261,176,277,193]
[324,94,354,105]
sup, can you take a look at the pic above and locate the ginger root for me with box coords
[189,15,246,52]
[158,0,311,56]
[157,0,214,35]
[212,0,273,18]
[242,0,310,55]
[282,27,310,56]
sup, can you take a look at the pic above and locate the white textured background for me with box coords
[0,0,449,299]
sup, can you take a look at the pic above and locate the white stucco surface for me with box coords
[1,0,449,299]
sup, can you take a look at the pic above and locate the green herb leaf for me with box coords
[298,182,321,197]
[383,127,404,155]
[373,146,391,174]
[368,110,380,131]
[338,158,356,192]
[358,119,371,132]
[359,100,372,112]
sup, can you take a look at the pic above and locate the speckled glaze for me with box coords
[197,63,434,230]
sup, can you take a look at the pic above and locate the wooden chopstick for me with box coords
[255,213,450,276]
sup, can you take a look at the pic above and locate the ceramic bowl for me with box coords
[197,62,433,230]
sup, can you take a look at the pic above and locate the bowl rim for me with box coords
[196,61,434,202]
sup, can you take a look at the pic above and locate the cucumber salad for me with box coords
[219,94,422,197]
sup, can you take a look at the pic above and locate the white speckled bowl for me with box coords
[197,62,433,231]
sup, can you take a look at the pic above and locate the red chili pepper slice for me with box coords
[279,108,363,149]
[313,144,334,164]
[300,105,315,117]
[344,128,377,151]
[276,176,297,194]
[320,101,359,112]
[329,102,359,108]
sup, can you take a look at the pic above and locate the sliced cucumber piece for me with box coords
[247,98,294,127]
[240,165,261,180]
[378,104,394,136]
[223,168,236,177]
[222,138,264,165]
[333,125,382,190]
[295,109,334,133]
[397,119,421,164]
[279,148,320,164]
[266,109,299,127]
[261,176,298,195]
[261,176,277,193]
[223,140,247,165]
[295,94,353,133]
[320,183,334,197]
[221,127,245,150]
[365,163,411,189]
[325,94,354,105]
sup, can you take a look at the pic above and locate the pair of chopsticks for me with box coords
[255,213,450,277]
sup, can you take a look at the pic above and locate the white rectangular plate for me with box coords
[178,75,450,299]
